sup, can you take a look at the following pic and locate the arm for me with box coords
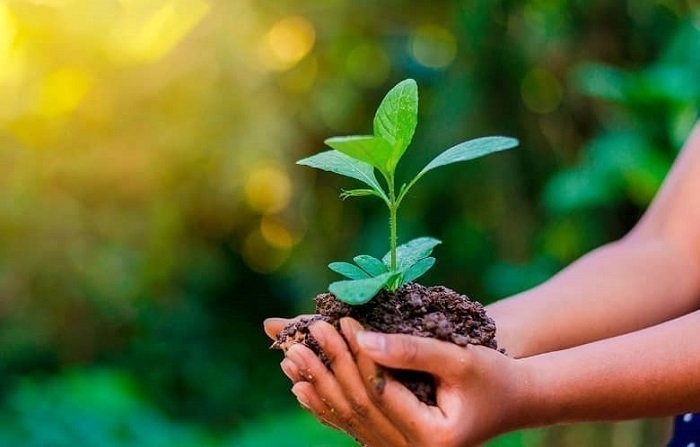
[489,122,700,358]
[525,308,700,424]
[279,311,700,447]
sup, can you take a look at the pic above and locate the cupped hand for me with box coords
[264,316,406,443]
[263,316,536,447]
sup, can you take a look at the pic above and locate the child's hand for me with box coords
[266,316,537,447]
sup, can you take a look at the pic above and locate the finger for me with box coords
[285,343,358,431]
[263,315,314,340]
[355,330,469,382]
[309,321,409,444]
[286,343,400,446]
[291,381,343,431]
[308,321,375,417]
[341,318,443,440]
[280,358,302,383]
[263,318,292,340]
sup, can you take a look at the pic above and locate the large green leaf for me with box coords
[401,257,436,284]
[373,79,418,171]
[329,272,394,305]
[353,255,388,276]
[324,136,393,176]
[419,137,519,175]
[297,150,386,197]
[383,237,441,270]
[328,262,370,280]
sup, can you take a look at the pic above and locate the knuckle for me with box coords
[299,367,317,383]
[396,337,419,364]
[333,406,357,428]
[347,395,371,419]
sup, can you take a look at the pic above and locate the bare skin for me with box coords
[264,122,700,446]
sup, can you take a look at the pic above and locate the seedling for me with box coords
[298,79,518,305]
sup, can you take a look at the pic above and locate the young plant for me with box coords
[298,79,518,305]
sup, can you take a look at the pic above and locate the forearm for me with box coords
[487,235,700,358]
[488,123,700,358]
[521,309,700,426]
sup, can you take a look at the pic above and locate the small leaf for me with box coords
[297,150,386,197]
[400,257,436,285]
[419,137,519,176]
[329,262,370,280]
[386,273,402,292]
[340,189,382,200]
[325,136,393,176]
[383,237,441,270]
[373,79,418,171]
[353,255,388,276]
[329,272,394,305]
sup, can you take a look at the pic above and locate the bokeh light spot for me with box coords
[521,68,563,114]
[38,68,92,117]
[242,231,290,274]
[244,166,292,214]
[0,3,23,85]
[346,43,391,87]
[0,4,16,58]
[261,16,315,71]
[260,216,294,249]
[112,0,210,63]
[410,25,457,69]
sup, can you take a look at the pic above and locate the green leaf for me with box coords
[383,237,441,270]
[373,79,418,171]
[329,272,394,305]
[353,255,388,276]
[400,257,435,285]
[325,136,393,176]
[419,137,519,176]
[328,262,370,280]
[340,189,382,200]
[297,150,386,198]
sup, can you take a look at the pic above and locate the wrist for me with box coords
[486,305,532,358]
[511,355,561,430]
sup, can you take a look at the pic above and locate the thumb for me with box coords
[263,314,316,340]
[263,317,293,340]
[355,331,469,380]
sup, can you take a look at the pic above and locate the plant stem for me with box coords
[389,203,397,271]
[387,175,398,271]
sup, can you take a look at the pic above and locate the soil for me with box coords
[272,283,501,405]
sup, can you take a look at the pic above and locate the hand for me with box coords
[264,316,537,447]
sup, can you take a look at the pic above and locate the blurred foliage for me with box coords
[0,370,217,446]
[0,0,697,445]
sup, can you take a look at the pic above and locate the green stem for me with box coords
[395,171,424,208]
[386,174,398,271]
[389,203,397,271]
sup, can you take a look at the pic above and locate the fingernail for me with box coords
[280,358,298,379]
[285,344,306,369]
[264,317,286,326]
[308,323,325,346]
[292,388,310,408]
[339,318,359,339]
[357,331,386,352]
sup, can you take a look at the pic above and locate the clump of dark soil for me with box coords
[272,283,501,405]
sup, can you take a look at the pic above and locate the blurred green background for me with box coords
[0,0,698,445]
